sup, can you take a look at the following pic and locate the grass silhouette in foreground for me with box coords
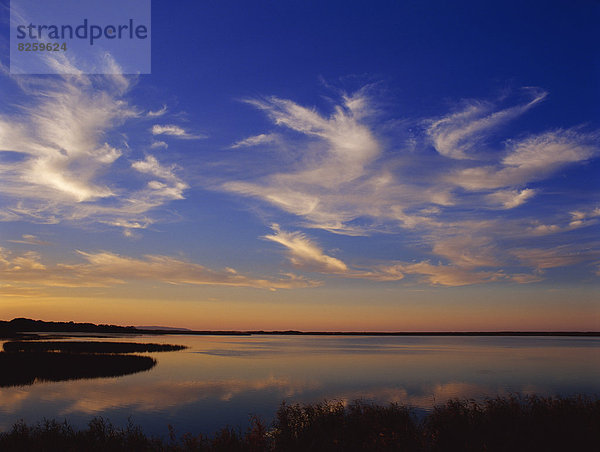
[0,395,598,451]
[3,341,186,354]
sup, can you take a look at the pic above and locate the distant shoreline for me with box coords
[1,318,599,338]
[137,329,600,337]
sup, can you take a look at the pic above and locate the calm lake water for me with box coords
[1,335,599,437]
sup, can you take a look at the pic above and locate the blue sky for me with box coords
[0,0,598,330]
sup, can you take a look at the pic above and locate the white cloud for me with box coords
[263,225,410,281]
[509,244,600,270]
[7,234,51,246]
[132,155,179,181]
[225,89,565,236]
[431,236,500,269]
[147,105,167,117]
[102,219,152,230]
[449,128,599,190]
[568,208,600,228]
[241,92,381,184]
[259,224,563,286]
[486,188,536,209]
[151,124,205,139]
[264,224,348,273]
[399,261,503,286]
[0,75,134,202]
[3,73,598,288]
[150,140,168,149]
[223,89,433,234]
[131,155,189,204]
[219,86,600,286]
[0,61,190,233]
[524,211,597,236]
[426,88,547,160]
[230,133,279,148]
[503,129,597,168]
[0,247,319,290]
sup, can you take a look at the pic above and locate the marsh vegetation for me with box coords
[3,341,186,354]
[0,339,186,387]
[0,352,156,387]
[0,395,598,451]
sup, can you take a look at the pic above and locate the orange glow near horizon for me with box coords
[3,283,598,332]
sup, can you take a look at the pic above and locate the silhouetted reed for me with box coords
[423,394,600,452]
[272,400,420,451]
[3,341,186,354]
[1,395,598,451]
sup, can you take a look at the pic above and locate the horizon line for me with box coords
[1,318,599,337]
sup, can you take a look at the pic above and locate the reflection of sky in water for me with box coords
[0,335,599,437]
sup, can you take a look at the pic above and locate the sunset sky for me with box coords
[0,1,598,331]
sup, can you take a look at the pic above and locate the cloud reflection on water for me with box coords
[0,335,598,435]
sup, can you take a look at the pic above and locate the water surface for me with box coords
[0,335,598,436]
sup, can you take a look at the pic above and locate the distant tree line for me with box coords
[0,318,138,336]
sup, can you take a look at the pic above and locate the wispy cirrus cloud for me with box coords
[7,234,51,246]
[485,188,537,209]
[263,225,407,281]
[261,224,550,286]
[426,87,547,160]
[132,155,180,181]
[509,244,600,271]
[0,247,319,291]
[221,86,600,285]
[223,88,429,234]
[398,261,504,287]
[151,124,206,139]
[264,224,348,273]
[261,225,508,286]
[146,105,168,117]
[448,128,600,190]
[230,133,279,148]
[2,64,598,288]
[0,75,135,203]
[0,58,193,235]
